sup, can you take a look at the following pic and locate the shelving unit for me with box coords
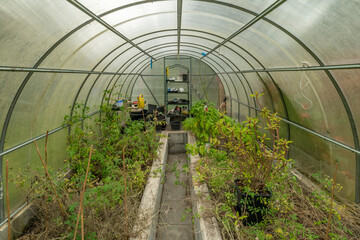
[164,64,191,113]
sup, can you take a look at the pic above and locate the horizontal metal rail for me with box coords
[229,97,360,155]
[0,111,100,157]
[218,63,360,74]
[0,66,137,76]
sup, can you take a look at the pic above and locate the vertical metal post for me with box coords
[190,57,193,109]
[164,58,167,112]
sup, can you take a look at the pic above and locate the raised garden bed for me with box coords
[183,99,360,240]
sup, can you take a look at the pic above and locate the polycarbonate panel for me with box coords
[3,129,67,216]
[290,125,356,201]
[225,41,264,70]
[182,29,223,43]
[104,48,146,74]
[330,70,360,143]
[75,74,100,106]
[102,2,177,39]
[142,58,165,76]
[181,35,218,50]
[230,25,317,69]
[267,0,360,65]
[5,73,87,150]
[270,71,354,147]
[39,22,129,70]
[91,44,135,73]
[183,1,254,36]
[138,36,178,50]
[134,76,165,106]
[0,72,28,131]
[214,0,276,13]
[77,0,139,15]
[182,5,253,40]
[86,75,115,111]
[134,29,176,44]
[0,0,89,66]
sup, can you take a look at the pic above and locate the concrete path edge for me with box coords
[188,132,223,240]
[131,132,169,240]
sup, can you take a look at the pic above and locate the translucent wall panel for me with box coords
[183,1,254,38]
[270,71,354,147]
[182,30,223,44]
[267,0,360,65]
[74,74,100,106]
[133,76,165,106]
[5,73,87,150]
[77,0,139,15]
[215,0,275,13]
[0,72,28,132]
[330,70,360,142]
[0,0,89,66]
[289,125,356,201]
[86,75,115,112]
[39,23,129,70]
[139,37,179,53]
[3,129,67,216]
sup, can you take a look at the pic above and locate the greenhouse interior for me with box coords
[0,0,360,239]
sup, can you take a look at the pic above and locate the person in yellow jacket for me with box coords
[137,94,145,109]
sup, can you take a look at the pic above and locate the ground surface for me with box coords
[156,152,193,240]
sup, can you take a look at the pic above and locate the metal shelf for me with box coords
[167,92,188,94]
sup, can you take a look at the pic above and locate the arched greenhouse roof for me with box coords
[0,0,360,224]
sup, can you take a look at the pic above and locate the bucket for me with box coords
[170,121,181,130]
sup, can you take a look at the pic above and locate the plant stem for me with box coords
[33,140,66,218]
[6,160,11,240]
[73,145,93,240]
[123,146,128,239]
[325,163,338,240]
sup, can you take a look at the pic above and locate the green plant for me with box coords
[213,93,292,193]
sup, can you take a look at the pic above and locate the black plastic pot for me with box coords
[130,109,148,121]
[170,121,181,130]
[169,115,186,123]
[234,179,272,225]
[156,121,167,131]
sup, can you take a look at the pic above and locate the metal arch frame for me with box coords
[125,49,236,116]
[66,0,155,59]
[201,0,286,59]
[81,28,275,120]
[119,46,239,116]
[115,47,233,113]
[57,17,287,135]
[127,46,238,113]
[0,0,171,221]
[125,52,230,113]
[197,0,360,202]
[130,41,251,115]
[0,0,358,225]
[95,41,235,110]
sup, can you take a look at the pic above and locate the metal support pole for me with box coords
[66,0,155,60]
[140,75,160,106]
[0,66,137,76]
[201,0,286,59]
[177,0,183,58]
[229,97,360,155]
[200,75,216,100]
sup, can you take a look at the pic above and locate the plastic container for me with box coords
[130,109,148,121]
[170,121,181,130]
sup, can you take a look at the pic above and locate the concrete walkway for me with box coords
[156,152,193,240]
